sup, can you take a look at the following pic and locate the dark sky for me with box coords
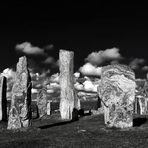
[0,1,148,77]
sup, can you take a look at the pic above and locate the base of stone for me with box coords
[105,121,133,129]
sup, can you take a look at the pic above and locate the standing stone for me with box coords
[7,56,32,129]
[31,103,39,119]
[98,64,135,128]
[135,80,148,115]
[59,50,80,120]
[134,96,138,114]
[47,100,52,115]
[37,88,47,118]
[0,76,7,121]
[144,80,148,97]
[136,95,147,115]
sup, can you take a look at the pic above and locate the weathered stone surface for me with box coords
[37,88,47,118]
[98,64,135,128]
[137,96,148,115]
[7,56,32,129]
[134,79,148,115]
[59,50,80,120]
[0,76,7,121]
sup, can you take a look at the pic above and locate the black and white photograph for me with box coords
[0,1,148,147]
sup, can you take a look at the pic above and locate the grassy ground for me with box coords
[1,101,148,148]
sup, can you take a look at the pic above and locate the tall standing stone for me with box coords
[0,76,7,121]
[7,56,32,129]
[59,50,80,120]
[98,64,135,128]
[37,88,47,118]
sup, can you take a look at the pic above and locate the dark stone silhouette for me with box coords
[78,109,84,117]
[31,103,39,119]
[0,76,7,121]
[72,108,79,121]
[97,95,101,109]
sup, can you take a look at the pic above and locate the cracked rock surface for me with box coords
[98,64,136,128]
[7,56,32,129]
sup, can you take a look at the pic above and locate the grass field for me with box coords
[1,101,148,148]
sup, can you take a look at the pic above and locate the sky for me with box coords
[0,1,148,78]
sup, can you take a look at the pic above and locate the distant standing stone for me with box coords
[31,103,39,119]
[47,100,52,115]
[7,56,32,129]
[98,64,135,128]
[37,88,47,118]
[0,76,7,121]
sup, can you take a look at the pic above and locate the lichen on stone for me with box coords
[7,56,32,130]
[98,64,136,128]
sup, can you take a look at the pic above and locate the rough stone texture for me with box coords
[59,50,80,120]
[137,96,148,115]
[0,76,7,121]
[134,79,148,115]
[37,88,47,118]
[7,56,32,130]
[98,64,135,128]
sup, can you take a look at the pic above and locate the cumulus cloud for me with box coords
[129,58,145,70]
[85,47,122,65]
[2,68,16,79]
[79,63,102,76]
[42,56,55,64]
[142,65,148,71]
[44,44,54,51]
[50,59,59,69]
[74,72,80,78]
[110,60,119,65]
[15,42,47,56]
[15,42,59,73]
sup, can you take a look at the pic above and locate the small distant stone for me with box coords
[37,88,47,118]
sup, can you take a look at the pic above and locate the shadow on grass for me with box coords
[38,108,91,129]
[133,117,147,127]
[38,120,75,129]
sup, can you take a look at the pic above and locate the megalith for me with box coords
[37,88,47,118]
[7,56,32,129]
[59,50,80,120]
[135,79,148,115]
[98,64,135,128]
[0,76,7,121]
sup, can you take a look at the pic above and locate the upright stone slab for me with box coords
[59,50,80,120]
[98,64,135,128]
[37,88,47,118]
[7,56,32,130]
[47,100,52,115]
[0,76,7,121]
[31,103,39,119]
[137,96,147,115]
[135,80,148,115]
